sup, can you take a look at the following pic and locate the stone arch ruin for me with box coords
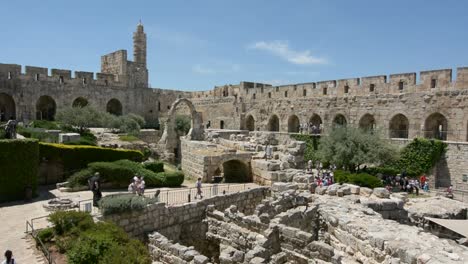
[222,159,251,183]
[245,114,255,131]
[424,112,448,140]
[389,113,409,138]
[287,114,300,133]
[333,114,347,127]
[36,95,56,121]
[0,93,16,121]
[106,98,123,116]
[158,98,204,161]
[268,115,280,132]
[359,113,376,131]
[72,97,89,108]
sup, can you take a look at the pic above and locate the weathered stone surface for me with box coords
[373,187,390,198]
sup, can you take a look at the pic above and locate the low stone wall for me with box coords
[148,232,209,264]
[102,187,269,239]
[138,129,162,143]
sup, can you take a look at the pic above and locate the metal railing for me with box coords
[25,215,55,264]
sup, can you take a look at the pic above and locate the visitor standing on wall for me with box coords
[89,172,102,207]
[138,176,146,196]
[2,250,15,264]
[195,177,203,199]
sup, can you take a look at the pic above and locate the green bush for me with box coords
[37,227,54,243]
[30,120,60,129]
[68,168,94,188]
[0,139,39,202]
[17,126,57,142]
[48,211,94,236]
[143,161,164,173]
[39,143,143,177]
[161,171,185,187]
[334,170,383,188]
[291,134,320,162]
[99,194,159,216]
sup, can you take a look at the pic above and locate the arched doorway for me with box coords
[72,97,89,108]
[288,115,300,133]
[268,115,280,132]
[0,93,16,121]
[245,115,255,131]
[333,114,347,128]
[359,114,376,131]
[424,113,448,140]
[389,114,409,138]
[309,114,322,134]
[222,160,250,183]
[36,95,56,121]
[106,98,122,116]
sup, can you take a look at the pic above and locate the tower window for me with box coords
[431,79,437,88]
[323,87,327,95]
[268,92,271,98]
[293,85,297,91]
[83,78,87,85]
[59,76,64,84]
[35,74,40,81]
[398,81,404,90]
[276,87,279,92]
[158,101,161,111]
[253,93,256,99]
[370,84,375,92]
[284,91,288,97]
[303,89,307,97]
[167,105,170,110]
[7,72,12,79]
[104,80,109,86]
[332,80,337,87]
[344,85,349,94]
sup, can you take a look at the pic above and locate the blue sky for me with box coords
[1,0,468,91]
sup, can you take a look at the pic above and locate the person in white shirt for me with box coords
[2,250,16,264]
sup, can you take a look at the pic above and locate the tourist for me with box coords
[2,117,17,139]
[89,172,102,207]
[423,182,429,192]
[307,160,313,173]
[138,176,146,196]
[445,185,454,199]
[195,177,203,199]
[420,174,427,188]
[2,250,15,264]
[265,144,273,160]
[128,180,137,194]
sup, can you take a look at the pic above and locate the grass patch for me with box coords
[119,134,140,142]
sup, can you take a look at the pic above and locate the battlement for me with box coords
[219,66,468,101]
[0,62,123,87]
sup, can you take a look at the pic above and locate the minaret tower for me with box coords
[133,20,147,67]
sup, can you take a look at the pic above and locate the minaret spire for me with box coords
[133,21,147,67]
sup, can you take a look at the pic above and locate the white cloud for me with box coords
[192,64,215,74]
[248,41,327,65]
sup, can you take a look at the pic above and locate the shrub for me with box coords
[160,171,185,187]
[17,126,57,142]
[143,161,164,173]
[37,227,54,243]
[334,170,383,188]
[291,134,320,162]
[48,211,94,236]
[30,120,60,130]
[99,239,151,264]
[68,168,94,188]
[0,139,39,202]
[39,143,143,177]
[99,194,158,216]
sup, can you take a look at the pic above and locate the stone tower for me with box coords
[133,21,147,67]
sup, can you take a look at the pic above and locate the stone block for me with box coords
[59,133,80,143]
[373,188,390,198]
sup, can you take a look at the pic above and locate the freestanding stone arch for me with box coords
[288,115,300,133]
[389,114,409,138]
[159,98,204,161]
[106,98,122,116]
[0,93,16,121]
[359,114,376,131]
[268,115,280,132]
[245,115,255,131]
[36,95,56,121]
[424,112,448,140]
[333,114,347,128]
[72,97,89,108]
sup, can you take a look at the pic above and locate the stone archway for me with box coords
[333,114,347,128]
[268,115,280,132]
[106,98,122,116]
[158,98,204,160]
[0,93,16,121]
[222,159,251,183]
[389,114,409,138]
[36,95,56,121]
[72,97,89,108]
[424,112,448,140]
[288,115,300,133]
[245,115,255,131]
[359,114,376,131]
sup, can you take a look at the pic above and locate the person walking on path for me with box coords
[195,177,203,199]
[2,250,16,264]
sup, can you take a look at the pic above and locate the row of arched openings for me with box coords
[245,112,450,140]
[0,93,123,121]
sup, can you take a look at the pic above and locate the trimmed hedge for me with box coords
[39,143,143,176]
[67,160,184,188]
[143,161,164,173]
[99,194,159,216]
[0,139,39,202]
[334,170,383,188]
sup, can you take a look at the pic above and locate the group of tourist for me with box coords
[128,175,146,196]
[306,160,336,188]
[298,123,322,135]
[381,173,430,195]
[0,117,17,139]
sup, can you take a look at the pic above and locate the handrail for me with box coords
[25,217,56,264]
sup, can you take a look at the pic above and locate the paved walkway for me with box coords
[0,183,259,263]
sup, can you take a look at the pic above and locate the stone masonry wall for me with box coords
[102,187,269,239]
